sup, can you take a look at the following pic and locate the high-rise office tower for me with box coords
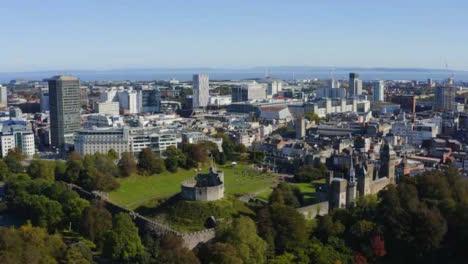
[348,73,362,97]
[48,75,81,150]
[138,88,161,113]
[192,74,209,108]
[118,90,139,114]
[40,87,50,112]
[373,80,385,102]
[435,83,456,111]
[0,85,7,107]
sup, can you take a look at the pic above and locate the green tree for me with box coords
[305,112,322,123]
[107,148,119,161]
[103,213,145,263]
[217,216,267,264]
[153,156,166,174]
[158,234,200,264]
[198,242,242,264]
[28,160,56,181]
[65,152,84,183]
[164,146,186,173]
[0,224,68,264]
[248,150,265,165]
[118,152,137,177]
[270,204,308,254]
[269,252,296,264]
[64,242,93,264]
[294,165,325,182]
[137,147,157,175]
[0,159,11,180]
[215,133,234,160]
[4,148,25,173]
[81,201,113,250]
[234,143,247,153]
[269,183,303,208]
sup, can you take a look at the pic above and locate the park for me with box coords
[109,163,281,210]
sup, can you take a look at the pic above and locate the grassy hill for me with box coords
[109,163,279,209]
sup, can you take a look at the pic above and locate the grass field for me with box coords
[109,163,279,209]
[255,181,319,205]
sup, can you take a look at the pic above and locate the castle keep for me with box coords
[181,167,225,201]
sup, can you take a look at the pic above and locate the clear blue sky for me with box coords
[1,0,467,72]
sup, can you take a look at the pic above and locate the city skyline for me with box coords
[1,0,468,72]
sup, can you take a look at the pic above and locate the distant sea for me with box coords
[1,67,467,82]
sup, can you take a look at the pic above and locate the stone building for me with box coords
[181,167,224,201]
[321,141,397,209]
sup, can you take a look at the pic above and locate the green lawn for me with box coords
[293,182,316,205]
[255,182,319,205]
[109,163,279,209]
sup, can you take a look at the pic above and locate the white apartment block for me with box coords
[193,74,210,108]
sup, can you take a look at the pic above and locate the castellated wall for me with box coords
[67,183,215,249]
[297,201,329,220]
[371,177,391,194]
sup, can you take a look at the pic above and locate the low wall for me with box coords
[297,201,329,220]
[67,183,215,249]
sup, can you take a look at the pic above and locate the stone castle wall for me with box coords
[67,183,215,249]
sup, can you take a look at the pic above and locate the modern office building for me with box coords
[40,87,49,112]
[9,107,22,119]
[316,87,346,99]
[0,85,7,107]
[95,101,120,116]
[348,73,362,97]
[118,90,139,114]
[373,80,385,102]
[304,98,371,118]
[435,82,456,111]
[138,88,161,113]
[48,75,81,150]
[232,82,267,102]
[192,74,209,108]
[74,127,178,157]
[390,95,416,113]
[267,81,282,96]
[0,120,35,157]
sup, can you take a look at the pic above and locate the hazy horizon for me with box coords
[1,66,466,82]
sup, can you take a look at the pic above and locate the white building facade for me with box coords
[192,74,210,108]
[0,120,35,157]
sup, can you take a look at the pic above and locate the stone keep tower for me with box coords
[379,142,396,184]
[181,167,225,201]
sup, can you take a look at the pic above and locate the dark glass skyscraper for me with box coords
[48,75,81,150]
